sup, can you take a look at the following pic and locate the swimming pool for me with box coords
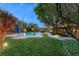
[22,32,36,36]
[21,32,43,37]
[9,32,43,39]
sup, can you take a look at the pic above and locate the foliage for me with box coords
[63,40,79,55]
[0,8,17,48]
[34,3,79,40]
[27,23,38,32]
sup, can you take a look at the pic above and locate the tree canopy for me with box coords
[34,3,79,40]
[0,8,17,49]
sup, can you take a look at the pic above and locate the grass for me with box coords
[1,34,79,56]
[0,35,66,56]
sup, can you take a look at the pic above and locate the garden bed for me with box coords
[62,40,79,56]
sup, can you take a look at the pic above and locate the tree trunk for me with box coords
[0,39,3,49]
[0,37,5,50]
[56,3,79,41]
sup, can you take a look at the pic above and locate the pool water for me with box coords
[22,32,37,36]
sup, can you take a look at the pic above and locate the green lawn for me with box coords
[1,34,79,56]
[0,35,67,56]
[0,35,79,56]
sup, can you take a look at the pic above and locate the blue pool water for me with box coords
[22,32,37,36]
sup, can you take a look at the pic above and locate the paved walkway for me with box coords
[46,33,75,40]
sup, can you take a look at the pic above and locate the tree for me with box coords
[19,20,27,33]
[34,3,79,40]
[0,8,16,49]
[27,23,38,32]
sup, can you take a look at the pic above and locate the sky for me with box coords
[0,3,45,28]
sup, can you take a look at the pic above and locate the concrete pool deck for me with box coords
[6,32,43,39]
